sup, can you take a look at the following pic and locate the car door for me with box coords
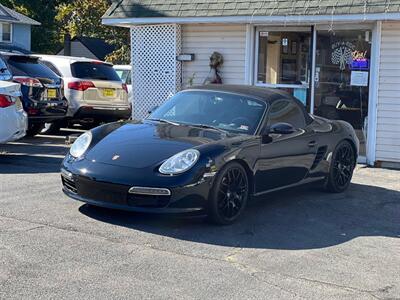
[254,98,318,193]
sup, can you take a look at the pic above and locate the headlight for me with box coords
[159,149,200,175]
[70,131,92,158]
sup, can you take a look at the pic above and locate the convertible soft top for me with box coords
[187,84,291,103]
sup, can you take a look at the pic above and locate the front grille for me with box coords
[62,176,77,194]
[127,194,170,208]
[76,176,128,205]
[64,175,170,208]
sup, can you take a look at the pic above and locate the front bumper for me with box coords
[61,167,214,214]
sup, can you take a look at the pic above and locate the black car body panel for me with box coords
[61,85,359,214]
[1,53,68,123]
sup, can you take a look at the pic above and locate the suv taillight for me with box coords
[68,81,95,91]
[122,83,128,93]
[13,76,43,88]
[0,95,14,108]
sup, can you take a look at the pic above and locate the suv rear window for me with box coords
[71,62,121,81]
[6,56,59,79]
[0,57,12,80]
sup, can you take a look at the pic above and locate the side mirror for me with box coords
[148,106,159,115]
[269,122,295,134]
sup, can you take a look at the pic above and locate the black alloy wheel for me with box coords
[325,140,356,193]
[208,162,249,225]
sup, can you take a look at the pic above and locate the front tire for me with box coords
[207,162,249,225]
[324,140,356,193]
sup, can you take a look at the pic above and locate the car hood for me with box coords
[86,120,232,169]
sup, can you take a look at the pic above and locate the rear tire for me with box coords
[207,162,249,225]
[324,140,356,193]
[26,123,44,137]
[41,122,62,135]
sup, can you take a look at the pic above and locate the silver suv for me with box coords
[34,55,131,132]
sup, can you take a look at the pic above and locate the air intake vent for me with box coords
[62,176,77,194]
[311,146,328,170]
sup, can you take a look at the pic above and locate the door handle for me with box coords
[308,141,317,148]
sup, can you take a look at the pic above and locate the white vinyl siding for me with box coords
[376,21,400,162]
[181,24,246,88]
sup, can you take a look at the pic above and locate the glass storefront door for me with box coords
[255,27,312,109]
[314,30,372,156]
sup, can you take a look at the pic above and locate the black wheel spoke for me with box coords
[216,166,248,221]
[332,144,354,188]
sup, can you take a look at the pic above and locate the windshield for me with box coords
[71,62,121,81]
[149,90,267,135]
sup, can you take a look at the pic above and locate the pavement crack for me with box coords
[280,274,382,299]
[0,214,226,264]
[223,249,305,299]
[0,214,394,300]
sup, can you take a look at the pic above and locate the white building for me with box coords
[102,0,400,168]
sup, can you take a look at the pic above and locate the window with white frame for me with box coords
[0,23,12,43]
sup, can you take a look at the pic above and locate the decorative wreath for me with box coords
[209,51,224,69]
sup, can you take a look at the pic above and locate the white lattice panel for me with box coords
[131,24,181,119]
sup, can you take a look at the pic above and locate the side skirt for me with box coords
[252,176,325,197]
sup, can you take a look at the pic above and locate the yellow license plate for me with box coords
[103,89,116,97]
[47,89,57,99]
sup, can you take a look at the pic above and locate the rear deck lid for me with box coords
[0,80,21,97]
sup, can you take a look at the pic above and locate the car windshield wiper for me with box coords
[147,118,180,126]
[187,123,228,134]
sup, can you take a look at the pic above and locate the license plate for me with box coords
[47,89,57,99]
[103,88,116,97]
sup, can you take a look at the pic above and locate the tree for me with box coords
[0,0,130,63]
[0,0,69,53]
[55,0,130,64]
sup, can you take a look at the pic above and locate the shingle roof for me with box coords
[0,4,41,25]
[73,37,116,61]
[103,0,400,19]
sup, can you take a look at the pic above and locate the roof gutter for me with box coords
[102,12,400,27]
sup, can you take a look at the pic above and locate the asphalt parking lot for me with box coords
[0,134,399,300]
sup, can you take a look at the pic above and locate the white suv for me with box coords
[34,55,131,132]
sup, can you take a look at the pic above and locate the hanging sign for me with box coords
[351,59,369,70]
[351,50,369,70]
[331,41,355,71]
[260,31,268,37]
[350,71,369,87]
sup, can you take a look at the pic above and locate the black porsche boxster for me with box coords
[61,85,359,224]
